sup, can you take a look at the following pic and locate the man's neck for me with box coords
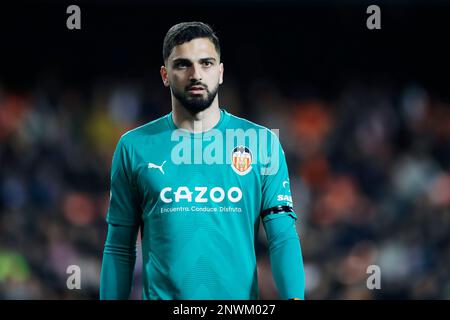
[171,99,221,133]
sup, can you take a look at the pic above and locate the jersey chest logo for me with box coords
[231,146,252,176]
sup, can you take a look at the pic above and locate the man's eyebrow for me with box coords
[172,58,192,65]
[199,57,217,62]
[171,57,217,64]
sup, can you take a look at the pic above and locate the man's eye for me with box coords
[202,61,213,67]
[175,63,188,69]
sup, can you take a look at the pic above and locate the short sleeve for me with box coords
[261,131,297,222]
[106,137,141,226]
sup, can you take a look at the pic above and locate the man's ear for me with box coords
[219,62,224,85]
[160,66,170,87]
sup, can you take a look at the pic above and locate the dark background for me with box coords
[2,1,450,98]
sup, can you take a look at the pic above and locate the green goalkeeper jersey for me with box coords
[107,108,297,299]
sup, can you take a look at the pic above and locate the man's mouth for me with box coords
[187,86,206,94]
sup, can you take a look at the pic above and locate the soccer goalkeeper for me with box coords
[100,22,305,300]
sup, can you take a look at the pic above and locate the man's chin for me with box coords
[183,102,211,114]
[172,87,218,114]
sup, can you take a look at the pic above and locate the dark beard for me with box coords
[171,82,219,114]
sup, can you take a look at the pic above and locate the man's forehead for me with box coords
[169,38,219,61]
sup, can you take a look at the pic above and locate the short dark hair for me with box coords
[162,22,221,63]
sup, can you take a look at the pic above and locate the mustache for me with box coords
[186,83,208,90]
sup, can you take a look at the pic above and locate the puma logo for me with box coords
[148,161,166,175]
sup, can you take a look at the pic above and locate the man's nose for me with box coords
[189,63,202,81]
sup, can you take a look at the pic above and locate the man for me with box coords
[100,21,305,300]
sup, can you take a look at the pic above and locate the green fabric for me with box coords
[100,223,139,299]
[101,108,304,299]
[263,214,305,299]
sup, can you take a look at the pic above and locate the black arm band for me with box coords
[261,205,294,219]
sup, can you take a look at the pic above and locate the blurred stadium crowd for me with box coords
[1,73,449,300]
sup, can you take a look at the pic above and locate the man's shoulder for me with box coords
[119,113,170,146]
[226,110,278,140]
[226,111,272,133]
